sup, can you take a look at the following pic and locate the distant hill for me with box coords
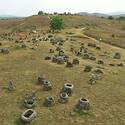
[77,12,109,17]
[77,12,125,17]
[108,12,125,16]
[0,15,22,19]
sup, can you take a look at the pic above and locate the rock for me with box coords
[48,34,53,38]
[70,47,74,53]
[93,69,103,74]
[56,47,61,51]
[88,78,96,85]
[57,56,65,64]
[79,46,84,52]
[52,55,58,63]
[8,81,15,91]
[58,42,64,46]
[88,43,96,48]
[44,96,55,107]
[44,55,51,60]
[82,54,90,59]
[37,75,45,85]
[114,52,121,59]
[76,98,90,110]
[83,48,88,53]
[21,109,37,123]
[96,46,101,50]
[109,63,115,66]
[89,56,96,61]
[43,80,52,91]
[58,50,64,56]
[76,51,82,56]
[24,92,36,108]
[117,63,124,67]
[84,65,92,72]
[66,61,73,67]
[58,92,69,103]
[73,58,80,65]
[88,73,102,85]
[97,60,104,64]
[43,37,48,41]
[62,83,74,96]
[49,49,54,53]
[63,55,69,62]
[0,48,10,54]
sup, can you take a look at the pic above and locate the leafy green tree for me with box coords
[50,16,64,30]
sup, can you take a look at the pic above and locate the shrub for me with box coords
[50,16,64,30]
[108,16,114,20]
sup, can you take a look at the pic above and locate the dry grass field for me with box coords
[0,15,125,125]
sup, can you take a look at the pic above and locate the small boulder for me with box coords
[73,58,79,65]
[44,96,55,107]
[114,52,121,59]
[84,65,92,72]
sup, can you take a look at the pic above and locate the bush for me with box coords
[38,11,44,15]
[50,16,64,30]
[108,16,114,20]
[15,44,26,49]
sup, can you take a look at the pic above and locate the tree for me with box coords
[50,16,64,30]
[108,16,114,20]
[38,11,44,15]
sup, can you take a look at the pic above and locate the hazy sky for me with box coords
[0,0,125,16]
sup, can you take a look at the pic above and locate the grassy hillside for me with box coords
[0,27,125,125]
[0,15,125,48]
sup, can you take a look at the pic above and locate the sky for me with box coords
[0,0,125,16]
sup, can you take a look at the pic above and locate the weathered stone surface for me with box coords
[73,58,79,65]
[8,81,16,91]
[58,92,69,103]
[44,96,55,107]
[79,45,84,52]
[97,60,104,64]
[84,65,92,72]
[21,109,37,123]
[37,75,45,85]
[44,55,51,60]
[43,80,52,91]
[89,56,96,61]
[117,63,124,67]
[24,92,36,108]
[62,83,74,96]
[93,69,103,74]
[58,50,64,56]
[57,56,65,64]
[82,53,90,59]
[88,43,96,48]
[0,48,10,54]
[88,73,102,85]
[114,52,121,59]
[76,98,90,110]
[76,51,82,56]
[96,46,101,50]
[49,49,55,53]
